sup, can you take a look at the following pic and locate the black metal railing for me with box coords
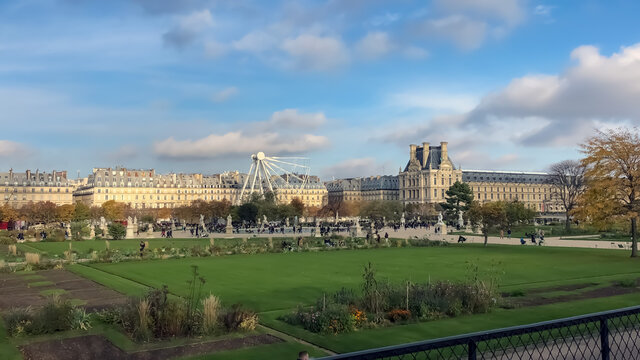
[318,305,640,359]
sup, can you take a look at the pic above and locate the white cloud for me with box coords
[163,9,214,49]
[417,15,488,50]
[403,45,429,60]
[263,109,327,129]
[464,44,640,145]
[232,31,278,53]
[212,87,238,102]
[0,140,31,158]
[281,34,349,70]
[154,132,329,160]
[390,92,478,112]
[434,0,526,26]
[204,40,228,58]
[534,5,554,16]
[322,157,383,179]
[369,12,401,27]
[355,31,393,59]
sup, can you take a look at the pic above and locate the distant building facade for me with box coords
[0,169,75,208]
[326,176,399,204]
[327,141,564,213]
[73,167,326,209]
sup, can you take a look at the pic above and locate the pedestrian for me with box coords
[297,351,310,360]
[507,229,512,238]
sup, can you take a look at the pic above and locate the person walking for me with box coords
[507,229,512,239]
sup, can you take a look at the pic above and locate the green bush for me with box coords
[71,222,90,240]
[108,223,126,240]
[221,304,258,332]
[4,296,82,336]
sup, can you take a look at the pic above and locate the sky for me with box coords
[1,0,640,180]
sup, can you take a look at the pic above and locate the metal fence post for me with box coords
[600,319,610,360]
[468,340,477,360]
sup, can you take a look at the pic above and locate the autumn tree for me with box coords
[467,201,507,246]
[440,181,474,220]
[0,204,18,222]
[73,202,91,221]
[102,200,125,221]
[580,128,640,257]
[504,201,537,229]
[56,204,75,223]
[290,198,305,216]
[549,160,586,232]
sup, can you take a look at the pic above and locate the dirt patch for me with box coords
[20,333,283,360]
[502,283,597,297]
[511,285,640,307]
[0,269,127,311]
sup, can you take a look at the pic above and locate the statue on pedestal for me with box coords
[225,214,233,234]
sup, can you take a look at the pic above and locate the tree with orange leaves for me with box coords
[580,128,640,257]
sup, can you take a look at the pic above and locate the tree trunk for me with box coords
[565,212,571,233]
[632,217,638,258]
[484,233,488,246]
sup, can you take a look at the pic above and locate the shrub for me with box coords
[71,222,90,240]
[0,235,16,245]
[71,308,92,330]
[332,287,358,306]
[134,299,152,341]
[222,304,258,332]
[4,308,33,336]
[202,294,221,334]
[25,253,40,265]
[108,223,126,240]
[617,279,637,288]
[386,309,411,322]
[8,244,17,256]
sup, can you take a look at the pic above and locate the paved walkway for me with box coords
[161,227,638,251]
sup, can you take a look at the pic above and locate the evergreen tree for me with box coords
[440,181,474,220]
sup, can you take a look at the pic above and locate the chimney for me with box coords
[410,144,417,162]
[440,142,448,162]
[422,142,430,168]
[26,169,31,181]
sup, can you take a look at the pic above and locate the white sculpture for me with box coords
[458,211,464,228]
[437,212,444,224]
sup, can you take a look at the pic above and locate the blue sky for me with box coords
[1,0,640,180]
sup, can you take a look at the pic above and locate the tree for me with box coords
[360,200,402,221]
[440,181,474,220]
[580,128,640,257]
[0,204,18,222]
[504,201,537,229]
[237,202,259,223]
[108,223,126,240]
[56,204,75,223]
[549,160,586,232]
[467,201,507,246]
[102,200,125,221]
[290,198,305,216]
[90,206,104,221]
[73,202,91,222]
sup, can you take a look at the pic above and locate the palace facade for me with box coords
[326,142,564,213]
[72,167,327,209]
[0,169,75,208]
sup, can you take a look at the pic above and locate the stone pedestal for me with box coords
[100,225,107,237]
[226,223,233,234]
[436,222,447,235]
[89,226,95,239]
[126,224,135,239]
[147,224,153,237]
[314,222,321,238]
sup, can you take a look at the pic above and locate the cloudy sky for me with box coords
[1,0,640,180]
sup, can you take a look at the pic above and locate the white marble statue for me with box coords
[437,212,443,224]
[458,211,464,228]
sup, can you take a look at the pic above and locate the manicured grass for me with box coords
[0,320,22,360]
[68,264,151,297]
[28,280,54,287]
[260,292,640,353]
[40,288,66,296]
[81,245,640,312]
[67,245,640,355]
[16,238,217,256]
[179,342,327,360]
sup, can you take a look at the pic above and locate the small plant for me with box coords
[202,294,221,334]
[386,309,411,322]
[8,244,17,256]
[617,279,637,288]
[108,223,126,240]
[71,308,92,330]
[25,253,40,265]
[134,299,152,341]
[222,304,258,332]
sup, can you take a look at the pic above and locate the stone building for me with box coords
[73,167,326,209]
[398,142,463,204]
[327,141,564,214]
[0,169,75,207]
[325,175,399,204]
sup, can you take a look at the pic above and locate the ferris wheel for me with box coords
[237,152,311,204]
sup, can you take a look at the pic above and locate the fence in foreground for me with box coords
[318,305,640,360]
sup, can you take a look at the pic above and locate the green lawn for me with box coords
[451,223,617,239]
[78,245,640,312]
[24,244,640,357]
[15,238,245,257]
